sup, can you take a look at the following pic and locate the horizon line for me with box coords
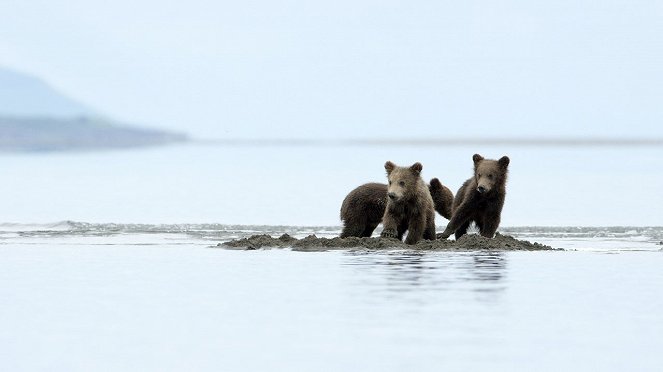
[193,137,663,148]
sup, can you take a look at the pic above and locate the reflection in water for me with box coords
[471,253,507,281]
[342,251,508,303]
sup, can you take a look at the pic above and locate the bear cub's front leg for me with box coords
[380,213,400,240]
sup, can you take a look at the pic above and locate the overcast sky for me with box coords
[0,0,661,139]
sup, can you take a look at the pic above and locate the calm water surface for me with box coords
[1,143,662,226]
[1,223,662,371]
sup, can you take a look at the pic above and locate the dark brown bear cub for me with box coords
[379,161,436,245]
[438,154,510,240]
[429,178,454,220]
[339,183,388,238]
[339,178,453,238]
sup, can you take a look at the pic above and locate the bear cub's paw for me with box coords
[437,231,452,240]
[380,229,399,240]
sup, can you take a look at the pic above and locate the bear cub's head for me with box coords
[384,161,423,202]
[473,154,510,194]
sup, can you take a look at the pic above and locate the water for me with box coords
[0,143,661,225]
[1,144,662,370]
[1,223,662,371]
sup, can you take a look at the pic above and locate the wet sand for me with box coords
[220,232,556,251]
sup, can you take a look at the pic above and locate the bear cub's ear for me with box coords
[472,154,484,164]
[385,161,396,174]
[410,162,423,175]
[429,178,442,190]
[498,156,510,169]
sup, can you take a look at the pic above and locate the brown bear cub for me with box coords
[429,178,454,220]
[340,183,388,238]
[340,178,453,238]
[379,161,436,245]
[438,154,510,240]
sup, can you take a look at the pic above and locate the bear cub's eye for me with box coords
[399,181,405,187]
[388,180,392,185]
[488,174,494,179]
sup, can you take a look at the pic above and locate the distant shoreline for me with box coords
[193,137,663,148]
[0,115,187,152]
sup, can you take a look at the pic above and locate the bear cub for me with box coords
[339,182,388,238]
[438,154,510,240]
[340,178,453,238]
[379,161,436,245]
[429,178,454,220]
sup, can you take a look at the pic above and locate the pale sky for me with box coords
[0,0,661,139]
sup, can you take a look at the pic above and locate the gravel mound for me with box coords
[220,232,556,251]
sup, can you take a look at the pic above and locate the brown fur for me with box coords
[429,178,454,219]
[340,183,388,238]
[340,178,454,238]
[438,154,510,240]
[379,161,436,245]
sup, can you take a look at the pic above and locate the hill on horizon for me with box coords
[0,67,97,118]
[0,67,186,151]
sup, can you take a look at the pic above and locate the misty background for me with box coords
[2,0,662,138]
[0,0,661,226]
